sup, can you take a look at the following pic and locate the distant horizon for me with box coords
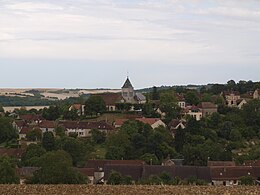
[0,78,259,90]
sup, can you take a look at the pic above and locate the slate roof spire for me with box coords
[122,77,133,88]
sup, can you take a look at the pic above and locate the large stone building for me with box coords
[95,77,146,111]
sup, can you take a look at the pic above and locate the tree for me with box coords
[0,104,4,113]
[91,129,106,144]
[42,132,55,151]
[151,86,160,100]
[0,156,19,184]
[240,176,254,185]
[21,144,46,166]
[0,117,17,144]
[107,170,123,185]
[105,132,131,160]
[28,150,87,184]
[56,137,91,167]
[185,91,200,106]
[42,106,61,120]
[55,126,66,137]
[26,128,42,142]
[140,153,160,165]
[159,90,181,123]
[85,96,106,116]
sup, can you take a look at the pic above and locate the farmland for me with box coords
[0,185,259,195]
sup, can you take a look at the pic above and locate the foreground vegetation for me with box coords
[0,185,259,195]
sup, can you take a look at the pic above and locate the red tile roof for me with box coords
[58,121,115,131]
[19,114,44,122]
[200,102,218,109]
[86,160,145,172]
[210,166,256,180]
[0,148,25,159]
[136,118,161,125]
[20,126,31,134]
[38,120,56,128]
[70,104,82,110]
[76,168,95,177]
[94,93,122,106]
[208,161,236,167]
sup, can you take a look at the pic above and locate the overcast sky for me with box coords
[0,0,260,89]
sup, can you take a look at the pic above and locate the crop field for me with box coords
[0,185,259,195]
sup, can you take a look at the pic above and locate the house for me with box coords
[0,148,25,160]
[59,121,115,138]
[162,158,184,167]
[18,114,44,124]
[243,160,260,167]
[95,93,123,112]
[69,104,85,116]
[38,120,56,134]
[19,126,30,140]
[222,91,241,107]
[77,168,95,184]
[183,105,202,121]
[253,89,260,99]
[136,118,166,129]
[85,160,145,184]
[236,99,247,109]
[114,118,166,129]
[17,167,39,184]
[210,166,260,186]
[208,161,236,167]
[168,119,186,131]
[200,102,218,117]
[142,165,212,184]
[168,119,186,137]
[176,93,186,108]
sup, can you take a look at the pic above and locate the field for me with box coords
[0,185,259,195]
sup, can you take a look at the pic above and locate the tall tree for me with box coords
[85,96,106,116]
[0,117,17,144]
[28,150,87,184]
[0,156,19,184]
[42,132,56,151]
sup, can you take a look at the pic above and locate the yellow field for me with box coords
[0,185,259,195]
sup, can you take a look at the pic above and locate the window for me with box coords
[123,92,128,97]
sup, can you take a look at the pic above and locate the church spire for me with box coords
[122,77,133,88]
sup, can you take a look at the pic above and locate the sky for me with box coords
[0,0,260,89]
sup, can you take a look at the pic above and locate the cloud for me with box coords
[0,0,259,67]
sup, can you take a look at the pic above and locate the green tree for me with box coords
[107,170,123,185]
[91,129,106,144]
[26,128,42,142]
[42,132,56,151]
[185,91,200,106]
[28,150,87,184]
[105,132,131,160]
[21,144,46,166]
[55,126,66,137]
[151,86,160,100]
[0,104,4,113]
[85,96,106,116]
[42,106,61,120]
[56,137,90,167]
[140,153,160,165]
[240,176,254,185]
[0,156,19,184]
[0,117,17,144]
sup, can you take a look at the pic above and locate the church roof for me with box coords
[122,77,133,88]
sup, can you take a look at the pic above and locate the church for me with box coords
[95,77,146,111]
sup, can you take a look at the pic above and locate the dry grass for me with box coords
[0,185,259,195]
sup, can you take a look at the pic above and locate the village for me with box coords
[0,78,260,186]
